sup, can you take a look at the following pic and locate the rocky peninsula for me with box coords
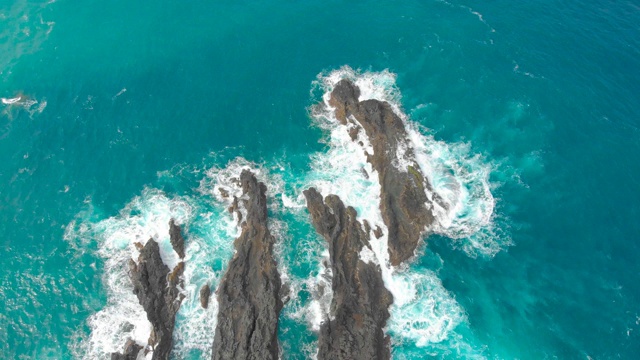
[328,79,434,265]
[211,170,283,360]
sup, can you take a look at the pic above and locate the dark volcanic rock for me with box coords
[304,187,393,360]
[128,239,184,359]
[169,219,185,259]
[328,79,434,266]
[111,339,142,360]
[113,227,186,360]
[211,170,282,360]
[200,284,211,309]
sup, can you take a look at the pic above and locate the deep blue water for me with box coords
[1,0,639,358]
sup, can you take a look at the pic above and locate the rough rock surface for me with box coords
[112,220,186,360]
[200,284,210,309]
[110,339,142,360]
[169,219,185,259]
[328,79,434,265]
[304,187,393,360]
[211,170,282,360]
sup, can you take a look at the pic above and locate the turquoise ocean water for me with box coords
[1,0,639,358]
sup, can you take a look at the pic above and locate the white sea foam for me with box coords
[171,207,235,359]
[113,88,127,100]
[199,157,286,231]
[284,248,334,338]
[1,94,47,117]
[2,96,21,104]
[387,271,465,347]
[274,204,334,351]
[298,66,504,350]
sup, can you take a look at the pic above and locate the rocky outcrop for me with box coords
[211,170,282,360]
[328,79,435,265]
[112,221,186,360]
[304,187,393,360]
[169,219,185,259]
[110,339,142,360]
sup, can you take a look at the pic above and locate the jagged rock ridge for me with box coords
[328,79,435,265]
[110,339,142,360]
[211,170,283,360]
[111,221,186,360]
[304,187,393,360]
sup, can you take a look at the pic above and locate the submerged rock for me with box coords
[112,221,186,360]
[304,187,393,360]
[211,170,282,360]
[328,79,434,265]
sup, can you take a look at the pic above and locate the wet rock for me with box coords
[373,225,383,239]
[227,196,243,223]
[127,239,184,359]
[328,79,434,265]
[113,224,186,360]
[228,196,239,214]
[363,219,372,234]
[211,170,282,360]
[348,125,360,140]
[169,219,185,259]
[304,187,393,360]
[280,282,291,306]
[200,284,210,309]
[360,167,369,179]
[110,339,142,360]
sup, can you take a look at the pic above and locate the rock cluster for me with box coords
[110,78,433,360]
[296,79,434,358]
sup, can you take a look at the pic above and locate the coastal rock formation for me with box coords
[211,170,283,360]
[328,79,434,265]
[169,218,185,259]
[111,221,186,360]
[304,187,393,360]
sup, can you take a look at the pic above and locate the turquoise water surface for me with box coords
[1,0,639,359]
